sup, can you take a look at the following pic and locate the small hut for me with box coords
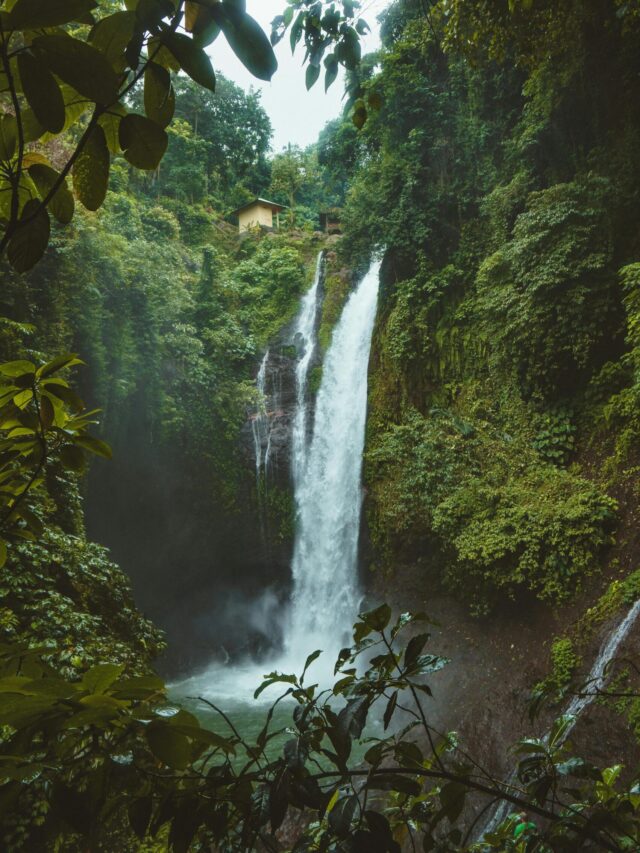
[232,198,284,233]
[319,208,342,234]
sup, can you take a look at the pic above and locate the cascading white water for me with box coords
[480,597,640,836]
[173,257,380,704]
[562,598,640,721]
[285,259,381,659]
[251,251,324,482]
[251,350,270,478]
[291,251,323,483]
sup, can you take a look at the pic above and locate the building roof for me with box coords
[231,197,285,216]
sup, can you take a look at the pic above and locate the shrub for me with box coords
[366,408,616,614]
[476,177,621,399]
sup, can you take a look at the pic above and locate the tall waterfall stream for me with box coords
[172,250,640,810]
[287,257,380,658]
[174,256,381,722]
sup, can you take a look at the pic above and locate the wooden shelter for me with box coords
[319,208,342,234]
[232,198,284,233]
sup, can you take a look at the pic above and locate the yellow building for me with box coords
[232,198,284,233]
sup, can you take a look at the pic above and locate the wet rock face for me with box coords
[244,347,297,487]
[241,294,323,490]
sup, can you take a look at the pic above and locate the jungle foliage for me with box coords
[2,0,640,850]
[1,602,640,852]
[310,0,640,613]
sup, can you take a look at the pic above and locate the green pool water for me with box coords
[169,657,381,770]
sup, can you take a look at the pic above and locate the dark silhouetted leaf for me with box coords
[328,794,357,838]
[34,34,120,105]
[213,5,277,81]
[162,31,216,92]
[439,781,466,822]
[144,63,175,129]
[8,0,97,30]
[7,200,50,273]
[28,164,74,224]
[301,648,321,682]
[18,52,65,134]
[90,10,137,68]
[73,125,110,211]
[383,690,398,730]
[324,55,338,91]
[74,435,112,459]
[368,774,421,796]
[60,444,85,471]
[119,113,168,170]
[404,633,429,668]
[306,62,320,90]
[128,796,152,840]
[0,114,17,160]
[361,603,391,631]
[168,800,201,853]
[146,722,191,770]
[353,102,367,129]
[338,696,369,741]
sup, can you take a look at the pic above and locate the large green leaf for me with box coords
[55,84,91,135]
[328,795,358,839]
[33,34,120,105]
[89,10,137,69]
[17,52,65,134]
[8,0,97,29]
[360,603,391,631]
[161,31,216,92]
[119,114,168,170]
[74,435,112,459]
[135,0,174,30]
[20,109,45,143]
[128,797,152,841]
[73,124,110,211]
[213,4,277,81]
[28,163,75,224]
[98,104,127,154]
[324,54,338,91]
[60,444,85,471]
[0,114,17,160]
[82,663,124,694]
[146,721,192,770]
[144,63,175,129]
[7,200,50,273]
[306,63,320,90]
[185,0,220,47]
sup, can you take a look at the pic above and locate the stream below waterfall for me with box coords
[171,256,382,759]
[478,596,640,838]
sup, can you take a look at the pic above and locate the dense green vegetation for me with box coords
[0,124,331,666]
[310,0,640,616]
[1,0,640,850]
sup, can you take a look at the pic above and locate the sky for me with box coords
[207,0,390,151]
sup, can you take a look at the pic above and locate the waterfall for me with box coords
[173,258,380,704]
[562,598,640,721]
[291,251,323,483]
[285,259,381,658]
[251,350,270,479]
[480,597,640,837]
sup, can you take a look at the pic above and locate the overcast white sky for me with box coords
[207,0,389,151]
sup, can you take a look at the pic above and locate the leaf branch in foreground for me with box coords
[0,352,111,565]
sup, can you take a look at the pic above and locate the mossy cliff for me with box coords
[312,0,640,766]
